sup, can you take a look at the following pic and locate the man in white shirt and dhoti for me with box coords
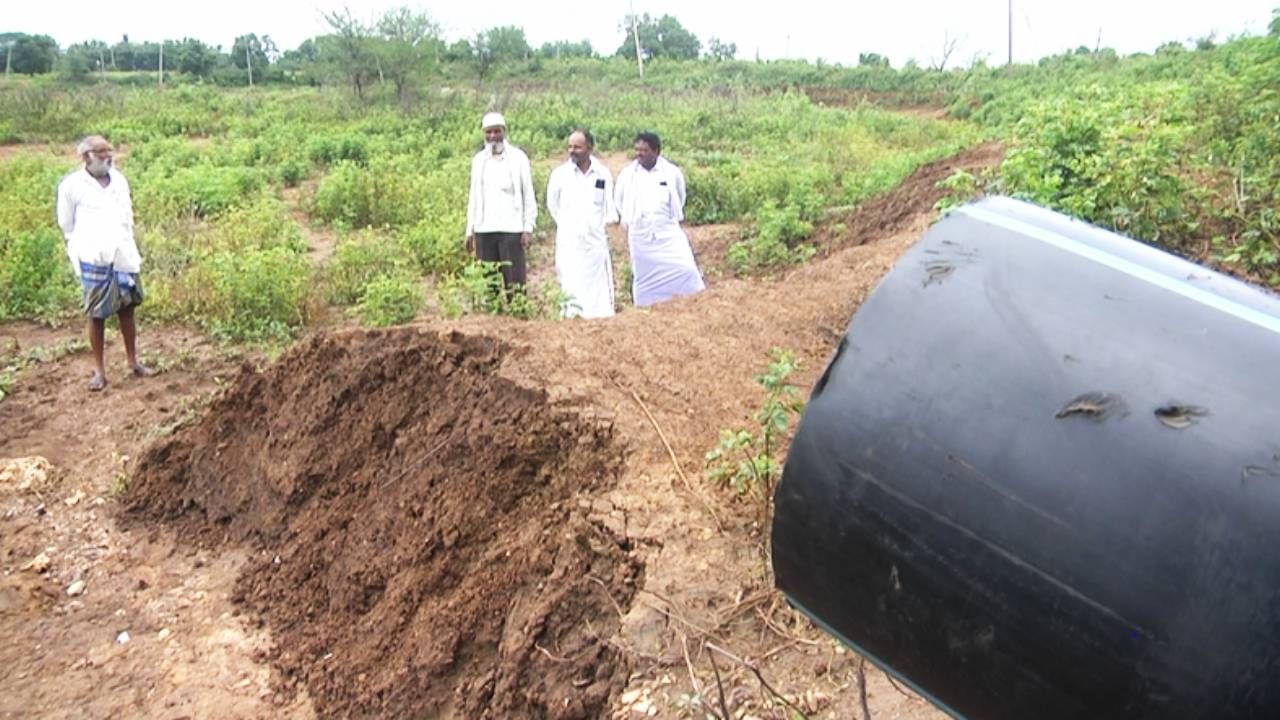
[546,128,619,319]
[614,132,704,308]
[56,135,149,392]
[464,112,537,296]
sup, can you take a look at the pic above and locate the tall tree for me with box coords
[706,37,736,61]
[538,39,594,60]
[278,38,325,85]
[132,41,163,72]
[929,31,961,71]
[858,52,890,68]
[321,8,376,101]
[62,40,111,79]
[232,33,271,84]
[471,31,494,81]
[176,38,218,78]
[111,36,137,71]
[373,7,443,102]
[478,25,530,63]
[6,34,58,74]
[445,38,473,62]
[616,14,700,61]
[59,41,100,80]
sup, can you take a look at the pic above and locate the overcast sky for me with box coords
[9,1,1278,67]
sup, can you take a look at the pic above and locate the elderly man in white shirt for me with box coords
[56,135,148,392]
[464,112,537,295]
[546,128,619,319]
[614,131,705,308]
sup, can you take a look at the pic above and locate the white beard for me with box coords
[486,140,506,156]
[86,158,111,177]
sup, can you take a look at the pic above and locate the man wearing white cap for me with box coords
[465,112,537,294]
[546,128,619,319]
[614,131,704,307]
[56,134,149,392]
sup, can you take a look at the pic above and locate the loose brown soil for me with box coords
[125,330,640,718]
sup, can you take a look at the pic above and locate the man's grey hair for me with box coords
[76,135,111,156]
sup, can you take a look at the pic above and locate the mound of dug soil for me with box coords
[819,141,1005,250]
[125,328,640,719]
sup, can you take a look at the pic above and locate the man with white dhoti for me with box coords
[614,132,704,307]
[546,128,618,319]
[56,135,149,392]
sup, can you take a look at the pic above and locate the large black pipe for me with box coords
[772,196,1280,720]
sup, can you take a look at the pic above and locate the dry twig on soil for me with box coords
[858,656,873,720]
[584,575,627,620]
[535,643,570,663]
[755,606,824,646]
[641,598,720,641]
[707,641,733,720]
[705,641,810,720]
[609,375,726,532]
[681,635,711,716]
[714,589,773,628]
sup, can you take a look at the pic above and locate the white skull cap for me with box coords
[481,112,507,130]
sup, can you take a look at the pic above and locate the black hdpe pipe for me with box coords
[771,196,1280,720]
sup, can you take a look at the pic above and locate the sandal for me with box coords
[88,372,107,392]
[130,363,151,378]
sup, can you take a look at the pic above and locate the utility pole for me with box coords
[158,42,164,86]
[99,47,107,82]
[5,44,11,78]
[1007,0,1013,65]
[246,42,254,87]
[630,0,643,79]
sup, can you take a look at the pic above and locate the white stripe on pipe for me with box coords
[956,205,1280,337]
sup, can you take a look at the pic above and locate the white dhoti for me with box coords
[547,156,619,319]
[615,156,704,308]
[627,220,705,307]
[555,230,615,319]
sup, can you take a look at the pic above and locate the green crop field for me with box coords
[3,11,1278,339]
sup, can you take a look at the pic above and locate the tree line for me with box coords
[1,10,743,96]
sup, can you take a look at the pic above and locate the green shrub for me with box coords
[998,91,1195,246]
[354,274,423,327]
[194,247,314,342]
[135,164,265,220]
[403,219,466,275]
[0,229,78,323]
[727,201,816,276]
[324,229,415,306]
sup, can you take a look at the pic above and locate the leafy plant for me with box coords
[933,168,983,213]
[705,348,805,502]
[354,273,423,327]
[325,229,415,305]
[728,201,817,275]
[0,229,78,323]
[435,262,571,319]
[194,247,315,342]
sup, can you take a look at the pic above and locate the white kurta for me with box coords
[465,143,537,235]
[546,157,618,319]
[614,157,704,307]
[55,168,141,277]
